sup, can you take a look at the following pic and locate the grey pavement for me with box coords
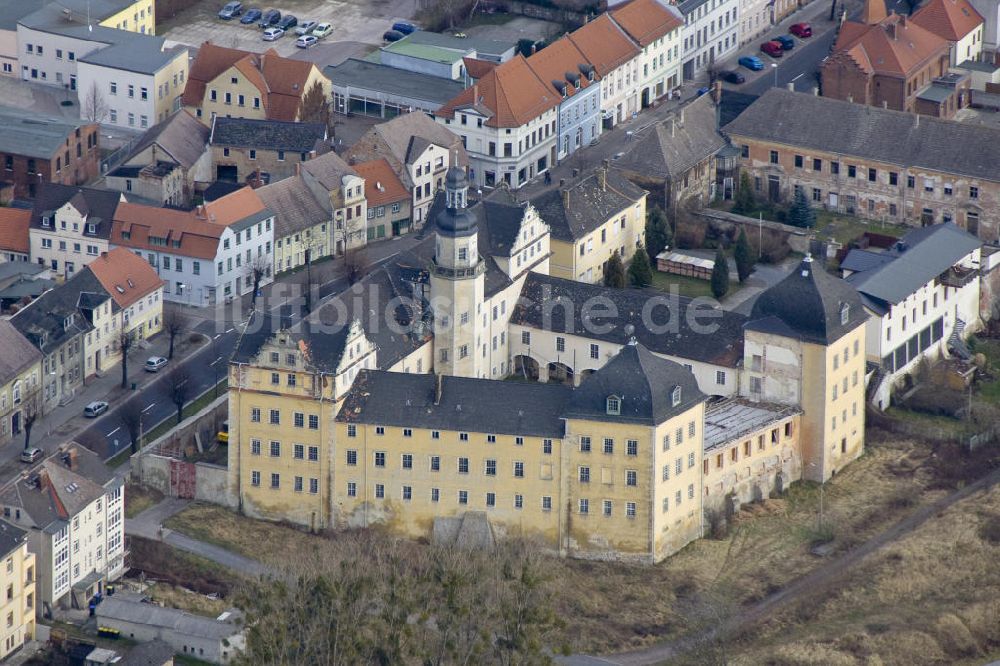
[723,255,798,312]
[124,496,191,539]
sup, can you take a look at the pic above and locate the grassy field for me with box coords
[650,270,735,300]
[813,210,908,246]
[145,582,230,618]
[128,536,239,598]
[124,483,164,519]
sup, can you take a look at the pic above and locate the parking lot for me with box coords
[159,0,415,57]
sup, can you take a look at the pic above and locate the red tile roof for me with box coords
[112,203,224,260]
[525,36,596,100]
[611,0,683,47]
[436,55,559,128]
[567,14,641,77]
[463,56,498,80]
[910,0,983,41]
[181,42,246,108]
[0,208,31,254]
[86,247,164,309]
[833,14,949,77]
[203,186,268,228]
[354,159,409,208]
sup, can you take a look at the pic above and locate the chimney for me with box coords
[597,167,606,191]
[434,374,443,405]
[68,448,77,468]
[37,469,49,492]
[914,113,920,127]
[196,204,205,219]
[785,82,794,91]
[562,187,570,210]
[882,100,888,108]
[572,168,580,178]
[100,251,108,260]
[473,83,479,104]
[812,86,820,96]
[559,178,565,188]
[886,21,897,39]
[847,93,854,103]
[602,158,610,170]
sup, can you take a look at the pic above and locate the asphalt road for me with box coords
[741,26,839,96]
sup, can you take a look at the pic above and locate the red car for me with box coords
[760,41,784,58]
[790,22,812,38]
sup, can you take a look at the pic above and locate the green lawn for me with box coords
[813,210,908,246]
[650,270,736,300]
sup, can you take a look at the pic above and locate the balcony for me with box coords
[937,265,977,289]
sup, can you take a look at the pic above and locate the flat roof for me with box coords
[703,399,799,452]
[0,106,88,159]
[958,59,1000,73]
[916,83,955,103]
[383,41,470,64]
[79,41,183,76]
[402,30,515,58]
[324,58,465,106]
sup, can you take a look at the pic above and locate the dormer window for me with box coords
[606,396,621,415]
[840,303,850,325]
[87,223,96,234]
[671,386,682,407]
[575,79,581,90]
[41,217,50,227]
[63,314,74,330]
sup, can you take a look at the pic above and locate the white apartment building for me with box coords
[0,444,125,618]
[678,0,741,80]
[112,187,275,306]
[568,14,643,125]
[29,184,123,280]
[842,223,982,407]
[740,0,774,46]
[610,0,685,103]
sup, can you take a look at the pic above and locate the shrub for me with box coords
[674,216,706,249]
[978,514,1000,544]
[747,227,791,264]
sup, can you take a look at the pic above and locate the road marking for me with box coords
[791,73,804,81]
[142,403,155,413]
[106,427,120,437]
[210,357,223,366]
[225,328,234,334]
[213,334,222,340]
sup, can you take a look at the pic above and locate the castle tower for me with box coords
[430,164,486,378]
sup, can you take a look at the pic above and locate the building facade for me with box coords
[0,321,42,447]
[28,184,122,280]
[611,0,684,104]
[678,0,741,80]
[209,117,327,185]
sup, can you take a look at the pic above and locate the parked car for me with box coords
[240,7,262,23]
[773,34,795,50]
[383,29,404,42]
[84,401,109,418]
[145,356,168,372]
[720,70,746,84]
[262,27,284,40]
[218,1,242,19]
[277,14,297,30]
[392,21,416,35]
[295,20,318,35]
[760,41,784,58]
[789,22,812,38]
[738,55,764,71]
[258,8,280,27]
[696,86,711,97]
[312,22,333,38]
[296,34,318,48]
[20,447,42,464]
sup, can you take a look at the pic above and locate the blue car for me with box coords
[240,8,262,24]
[392,21,416,35]
[773,35,795,50]
[739,55,765,71]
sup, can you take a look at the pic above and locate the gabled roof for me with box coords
[749,255,866,345]
[463,56,498,80]
[181,42,248,108]
[354,159,409,208]
[616,93,726,179]
[832,12,949,77]
[565,342,705,426]
[300,151,358,190]
[202,186,271,231]
[567,14,641,77]
[0,521,26,559]
[256,176,330,241]
[529,168,646,243]
[845,223,980,306]
[723,88,1000,182]
[337,370,572,438]
[0,319,42,384]
[210,116,327,153]
[0,208,31,254]
[611,0,684,47]
[477,189,529,257]
[85,248,164,309]
[29,184,122,240]
[98,595,243,641]
[435,55,559,128]
[10,269,102,352]
[524,36,596,100]
[123,110,210,170]
[910,0,984,41]
[113,202,224,260]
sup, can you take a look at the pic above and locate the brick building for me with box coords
[820,0,970,118]
[0,106,99,202]
[723,89,1000,241]
[209,116,328,185]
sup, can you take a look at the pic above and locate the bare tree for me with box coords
[162,308,189,360]
[343,249,367,286]
[246,254,270,311]
[118,399,144,453]
[166,366,193,425]
[22,404,38,452]
[118,328,137,389]
[82,81,109,124]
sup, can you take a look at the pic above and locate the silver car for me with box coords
[145,356,168,372]
[84,401,109,417]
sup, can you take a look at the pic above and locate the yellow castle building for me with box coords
[227,164,866,561]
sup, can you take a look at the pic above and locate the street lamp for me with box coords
[808,462,825,532]
[771,62,778,88]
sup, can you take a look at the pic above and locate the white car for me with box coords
[295,20,318,35]
[296,35,317,48]
[262,27,284,41]
[312,22,332,38]
[145,356,168,372]
[84,401,109,418]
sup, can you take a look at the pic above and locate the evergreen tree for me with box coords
[734,227,754,283]
[604,251,626,288]
[628,244,654,287]
[644,205,672,263]
[787,188,816,228]
[711,247,729,299]
[298,81,331,129]
[731,171,756,216]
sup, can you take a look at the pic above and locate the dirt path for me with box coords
[568,464,1000,666]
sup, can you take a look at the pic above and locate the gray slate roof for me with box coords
[512,272,747,367]
[337,370,572,438]
[0,106,91,160]
[401,30,515,60]
[256,175,330,240]
[529,168,646,243]
[703,399,800,451]
[30,183,122,241]
[124,110,210,170]
[749,255,866,345]
[0,520,26,558]
[614,93,726,179]
[0,319,42,384]
[324,59,465,107]
[78,40,181,76]
[839,248,894,274]
[845,223,981,306]
[723,88,1000,182]
[565,342,705,426]
[97,595,243,641]
[10,269,106,354]
[210,117,327,153]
